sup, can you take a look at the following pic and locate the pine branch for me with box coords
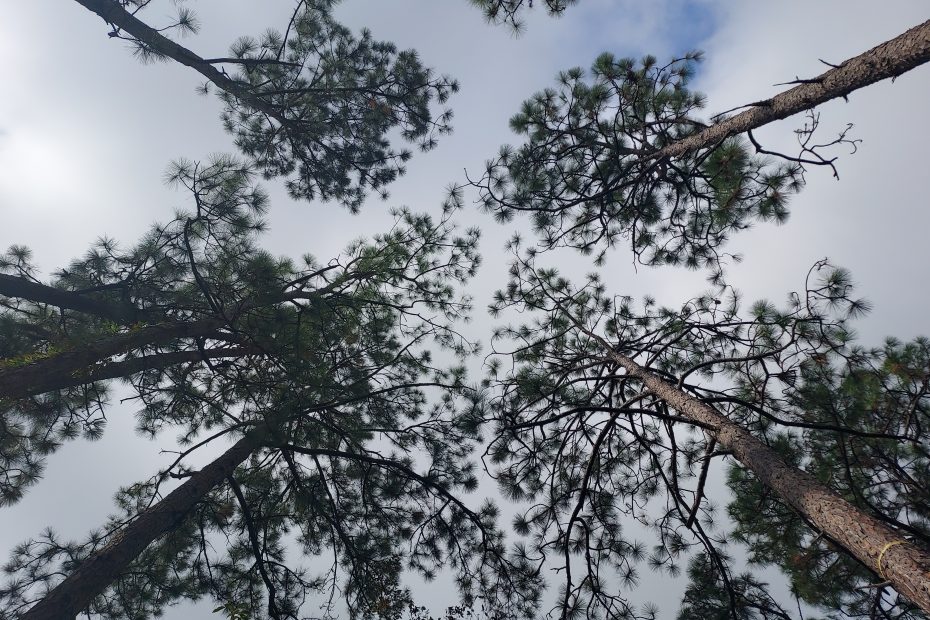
[73,0,289,125]
[646,19,930,163]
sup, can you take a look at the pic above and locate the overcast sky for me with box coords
[1,1,928,618]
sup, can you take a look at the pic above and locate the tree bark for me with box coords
[649,19,930,162]
[4,346,252,398]
[0,319,225,400]
[0,273,141,324]
[605,348,930,613]
[20,433,261,620]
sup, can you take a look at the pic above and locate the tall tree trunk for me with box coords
[20,433,262,620]
[0,273,141,324]
[0,319,225,400]
[604,348,930,613]
[649,19,930,162]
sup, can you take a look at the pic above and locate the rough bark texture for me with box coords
[0,273,141,324]
[73,0,287,123]
[650,19,930,161]
[0,319,225,400]
[607,350,930,613]
[20,433,260,620]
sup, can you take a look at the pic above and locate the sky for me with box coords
[1,1,928,618]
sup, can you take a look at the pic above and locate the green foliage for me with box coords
[677,554,796,620]
[0,249,112,506]
[110,0,457,211]
[469,0,578,30]
[0,158,538,619]
[213,601,250,620]
[477,53,802,273]
[8,3,923,619]
[218,1,458,210]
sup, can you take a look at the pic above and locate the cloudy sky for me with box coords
[1,1,928,618]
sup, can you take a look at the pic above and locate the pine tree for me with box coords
[487,248,930,617]
[10,3,930,618]
[476,20,930,270]
[0,161,538,619]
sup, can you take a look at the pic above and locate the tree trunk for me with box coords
[0,273,141,324]
[5,347,252,398]
[0,319,225,400]
[649,19,930,162]
[605,349,930,613]
[20,433,261,620]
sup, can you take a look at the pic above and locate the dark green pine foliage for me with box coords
[726,338,930,619]
[677,553,796,620]
[0,159,538,619]
[218,2,457,211]
[485,244,910,618]
[93,0,457,211]
[477,54,802,272]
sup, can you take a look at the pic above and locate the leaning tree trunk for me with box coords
[0,273,141,324]
[604,349,930,613]
[20,433,262,620]
[0,319,225,399]
[649,18,930,162]
[2,347,252,397]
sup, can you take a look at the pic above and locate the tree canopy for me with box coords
[0,155,539,617]
[77,0,459,211]
[4,3,930,620]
